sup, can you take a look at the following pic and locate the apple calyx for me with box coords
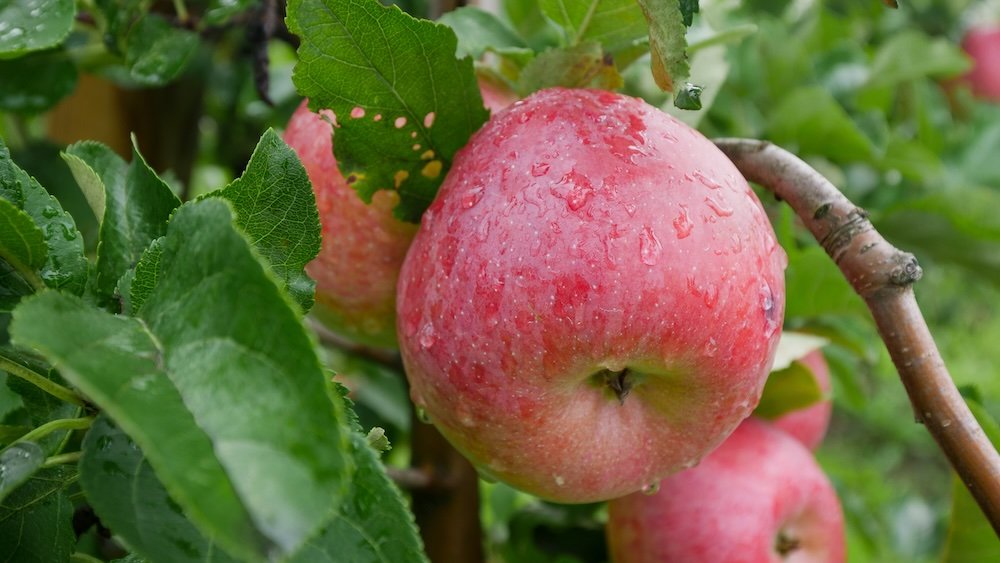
[597,368,635,404]
[775,530,801,556]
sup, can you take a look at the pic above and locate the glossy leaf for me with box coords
[205,129,321,312]
[11,199,353,560]
[0,49,77,114]
[288,0,490,222]
[4,363,81,455]
[0,441,45,502]
[0,137,87,299]
[80,415,240,563]
[0,467,75,562]
[0,198,46,275]
[125,15,199,86]
[0,0,75,56]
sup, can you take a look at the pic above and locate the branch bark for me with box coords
[715,138,1000,533]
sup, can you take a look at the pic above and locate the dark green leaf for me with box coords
[63,139,180,307]
[785,245,867,320]
[518,42,623,94]
[205,129,321,312]
[122,237,163,314]
[203,0,257,26]
[0,198,46,274]
[437,6,531,60]
[768,87,875,162]
[0,49,77,114]
[0,137,87,299]
[678,0,699,26]
[80,415,240,563]
[125,15,199,86]
[673,82,702,110]
[0,261,33,311]
[292,432,428,563]
[287,0,490,222]
[636,0,689,92]
[0,441,45,501]
[0,0,75,56]
[11,199,353,560]
[539,0,648,61]
[4,365,81,456]
[0,467,75,562]
[753,361,824,419]
[0,425,29,445]
[0,373,23,421]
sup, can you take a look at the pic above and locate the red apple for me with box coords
[772,349,833,450]
[396,88,787,502]
[607,418,846,562]
[963,26,1000,102]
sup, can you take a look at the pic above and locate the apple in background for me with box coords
[607,418,846,563]
[396,88,787,502]
[962,26,1000,102]
[772,349,833,450]
[284,81,516,347]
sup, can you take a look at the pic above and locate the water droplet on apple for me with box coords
[639,226,661,266]
[760,282,779,336]
[705,195,734,217]
[554,474,566,486]
[704,337,718,357]
[672,205,693,239]
[530,162,550,177]
[418,322,436,349]
[461,185,485,209]
[702,284,719,308]
[692,170,723,190]
[416,407,432,424]
[641,482,660,495]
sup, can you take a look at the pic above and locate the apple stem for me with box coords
[715,138,1000,535]
[598,368,634,404]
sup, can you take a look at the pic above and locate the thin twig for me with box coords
[43,451,83,467]
[715,138,1000,534]
[5,416,93,449]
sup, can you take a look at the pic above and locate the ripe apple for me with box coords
[396,88,787,502]
[772,349,833,450]
[607,418,846,562]
[284,82,515,347]
[962,26,1000,101]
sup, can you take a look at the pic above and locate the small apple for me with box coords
[607,418,846,562]
[396,88,787,502]
[962,26,1000,101]
[772,349,833,450]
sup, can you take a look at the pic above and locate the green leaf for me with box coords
[205,129,321,313]
[0,0,75,56]
[287,0,490,222]
[941,400,1000,563]
[518,41,623,94]
[770,332,828,372]
[0,198,47,275]
[768,87,875,163]
[437,6,531,60]
[203,0,257,26]
[11,199,353,560]
[125,14,199,86]
[292,432,428,563]
[80,415,241,563]
[678,0,699,26]
[64,139,180,307]
[0,441,45,501]
[0,137,87,300]
[0,467,75,562]
[754,360,824,420]
[785,245,868,320]
[4,367,81,456]
[539,0,648,61]
[0,373,24,421]
[0,49,77,114]
[636,0,689,92]
[865,30,970,88]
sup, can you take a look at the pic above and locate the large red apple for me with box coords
[285,83,514,347]
[772,349,832,450]
[962,26,1000,101]
[396,88,787,502]
[607,418,846,562]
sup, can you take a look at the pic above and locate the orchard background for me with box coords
[1,0,999,561]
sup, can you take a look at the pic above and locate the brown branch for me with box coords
[308,318,403,371]
[714,138,1000,534]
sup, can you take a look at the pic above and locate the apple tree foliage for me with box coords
[0,0,999,561]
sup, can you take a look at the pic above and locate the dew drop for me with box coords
[96,436,113,451]
[475,216,491,241]
[461,185,485,209]
[672,205,694,239]
[639,226,662,266]
[641,482,660,495]
[418,322,436,349]
[760,281,779,336]
[530,162,550,177]
[350,106,365,119]
[41,206,59,218]
[703,284,719,308]
[692,170,723,190]
[705,196,734,217]
[704,337,718,357]
[60,224,77,240]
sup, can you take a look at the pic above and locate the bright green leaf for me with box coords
[0,198,47,274]
[0,467,75,562]
[518,41,623,94]
[0,441,45,502]
[203,0,257,26]
[80,415,241,563]
[768,87,876,163]
[0,0,75,56]
[125,14,199,86]
[205,129,321,312]
[0,49,77,113]
[636,0,689,92]
[866,31,970,88]
[539,0,648,61]
[785,245,867,320]
[12,199,354,560]
[437,6,529,60]
[754,360,824,419]
[0,137,87,299]
[287,0,490,222]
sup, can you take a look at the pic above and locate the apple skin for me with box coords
[962,26,1000,102]
[607,418,846,563]
[772,349,832,450]
[396,88,787,503]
